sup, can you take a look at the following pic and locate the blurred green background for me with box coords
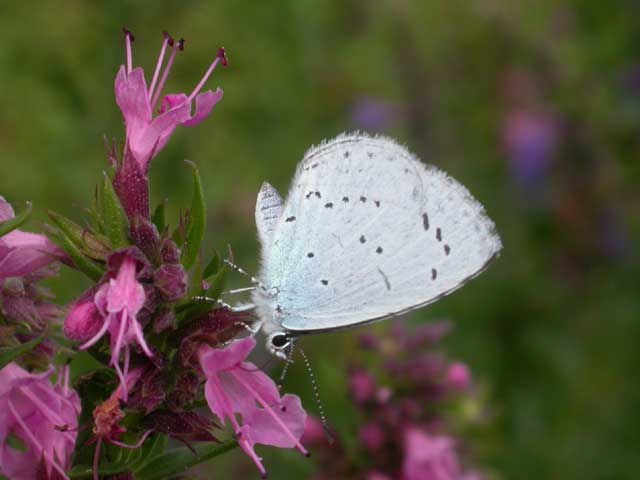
[1,1,639,478]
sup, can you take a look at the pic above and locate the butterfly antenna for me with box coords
[299,347,334,444]
[278,342,296,388]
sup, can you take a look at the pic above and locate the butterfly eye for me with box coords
[271,333,289,348]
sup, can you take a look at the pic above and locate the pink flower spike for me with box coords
[114,31,225,173]
[0,363,80,480]
[198,338,308,477]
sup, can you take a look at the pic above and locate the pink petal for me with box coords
[0,244,62,278]
[233,364,281,405]
[203,376,229,423]
[0,196,15,222]
[245,394,307,448]
[142,101,191,162]
[105,258,145,315]
[182,89,223,127]
[115,67,152,143]
[199,337,256,374]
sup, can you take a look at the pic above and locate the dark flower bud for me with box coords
[160,238,181,264]
[144,410,219,448]
[154,264,188,302]
[130,215,161,265]
[152,308,176,334]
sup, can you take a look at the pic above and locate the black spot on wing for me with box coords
[374,200,381,207]
[422,213,430,231]
[324,202,333,209]
[307,252,314,258]
[436,228,442,242]
[376,246,383,254]
[285,216,296,222]
[431,268,437,280]
[360,196,367,203]
[342,196,349,203]
[321,279,329,286]
[444,244,451,256]
[360,235,366,244]
[315,191,322,199]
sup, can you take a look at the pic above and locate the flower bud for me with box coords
[160,238,181,264]
[154,264,188,302]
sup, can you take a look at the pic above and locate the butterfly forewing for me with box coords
[259,133,501,333]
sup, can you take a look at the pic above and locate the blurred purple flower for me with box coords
[502,110,559,192]
[0,363,80,480]
[198,337,308,478]
[350,97,402,131]
[0,197,65,279]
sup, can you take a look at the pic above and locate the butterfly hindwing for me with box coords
[257,133,501,333]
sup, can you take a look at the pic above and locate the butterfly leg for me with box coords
[191,296,256,313]
[220,286,256,296]
[223,259,271,295]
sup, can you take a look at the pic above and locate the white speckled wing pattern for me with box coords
[254,132,502,335]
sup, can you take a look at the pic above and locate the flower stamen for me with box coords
[186,48,225,103]
[123,27,134,74]
[148,31,173,101]
[150,37,182,109]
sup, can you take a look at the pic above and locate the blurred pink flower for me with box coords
[198,337,308,478]
[0,363,80,480]
[446,362,472,392]
[402,428,461,480]
[78,252,151,400]
[115,29,225,173]
[0,197,64,279]
[348,368,377,404]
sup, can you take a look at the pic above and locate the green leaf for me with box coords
[101,173,130,249]
[48,229,105,282]
[151,200,167,233]
[181,161,206,270]
[47,210,111,260]
[135,440,238,480]
[0,330,45,369]
[0,201,32,237]
[202,250,222,279]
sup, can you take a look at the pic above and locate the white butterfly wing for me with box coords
[256,133,501,334]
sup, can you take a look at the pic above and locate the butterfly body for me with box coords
[252,133,502,358]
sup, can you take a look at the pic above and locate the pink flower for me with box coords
[0,197,64,279]
[198,337,308,478]
[0,363,80,480]
[402,428,462,480]
[115,29,226,173]
[78,252,152,400]
[445,362,472,392]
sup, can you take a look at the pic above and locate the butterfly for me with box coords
[248,132,502,359]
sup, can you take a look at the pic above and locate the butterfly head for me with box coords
[266,331,292,360]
